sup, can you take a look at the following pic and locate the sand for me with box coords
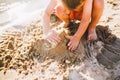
[0,0,120,80]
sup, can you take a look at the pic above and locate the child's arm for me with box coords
[66,0,93,51]
[75,0,93,39]
[42,0,56,33]
[42,0,61,44]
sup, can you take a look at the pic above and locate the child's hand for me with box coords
[65,35,79,51]
[43,30,61,44]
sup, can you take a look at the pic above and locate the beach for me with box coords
[0,0,120,80]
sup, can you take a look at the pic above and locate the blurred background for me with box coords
[0,0,49,32]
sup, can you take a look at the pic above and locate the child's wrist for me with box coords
[44,29,54,36]
[43,28,50,34]
[43,30,50,39]
[73,34,81,41]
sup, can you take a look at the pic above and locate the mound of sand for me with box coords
[0,0,120,80]
[0,19,120,80]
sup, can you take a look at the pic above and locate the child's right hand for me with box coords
[43,30,61,44]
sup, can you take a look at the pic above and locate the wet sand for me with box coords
[0,0,120,80]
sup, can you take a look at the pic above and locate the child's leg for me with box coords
[88,0,104,40]
[54,4,70,27]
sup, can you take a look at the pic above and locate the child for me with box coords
[42,0,104,51]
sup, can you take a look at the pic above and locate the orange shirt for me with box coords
[69,10,83,20]
[53,8,83,21]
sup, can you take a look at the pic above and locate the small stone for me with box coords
[18,69,22,74]
[0,67,4,71]
[0,60,4,67]
[34,78,38,80]
[22,64,27,70]
[65,60,71,64]
[7,41,14,50]
[41,68,45,72]
[23,70,28,75]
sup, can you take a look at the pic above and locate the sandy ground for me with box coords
[0,0,120,80]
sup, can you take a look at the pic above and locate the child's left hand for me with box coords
[65,35,79,51]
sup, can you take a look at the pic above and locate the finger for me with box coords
[52,30,60,37]
[47,38,53,44]
[55,35,61,41]
[65,35,71,40]
[68,46,72,51]
[50,38,58,44]
[52,36,61,43]
[51,33,61,41]
[47,35,60,44]
[71,46,75,51]
[50,35,60,41]
[87,35,90,40]
[71,46,77,51]
[47,38,58,45]
[68,41,72,46]
[88,36,92,41]
[49,31,61,41]
[68,44,74,51]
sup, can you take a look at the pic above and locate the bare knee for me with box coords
[92,0,104,19]
[89,0,104,27]
[94,0,104,10]
[54,4,69,22]
[54,5,65,16]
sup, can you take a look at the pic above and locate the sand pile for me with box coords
[0,0,120,80]
[0,21,42,75]
[0,19,120,80]
[0,20,90,80]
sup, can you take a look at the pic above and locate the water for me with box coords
[0,0,50,33]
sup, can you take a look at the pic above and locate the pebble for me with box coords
[65,60,71,64]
